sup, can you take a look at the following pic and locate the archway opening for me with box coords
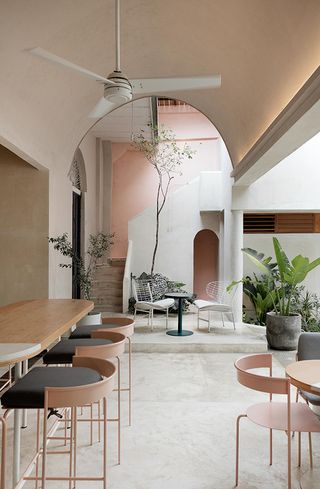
[193,229,219,299]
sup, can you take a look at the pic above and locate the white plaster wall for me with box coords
[219,139,234,282]
[48,157,75,299]
[128,137,234,291]
[49,134,97,299]
[79,133,98,244]
[129,177,221,290]
[244,234,320,294]
[232,132,320,212]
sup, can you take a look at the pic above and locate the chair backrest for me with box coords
[101,317,135,337]
[206,281,237,304]
[75,331,126,359]
[297,332,320,361]
[45,357,116,408]
[234,353,290,396]
[132,279,153,302]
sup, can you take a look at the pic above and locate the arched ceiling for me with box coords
[0,0,319,171]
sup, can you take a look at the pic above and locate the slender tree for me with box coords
[132,125,195,275]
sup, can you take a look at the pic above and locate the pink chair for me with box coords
[234,353,320,489]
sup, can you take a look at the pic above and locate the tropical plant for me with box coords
[228,250,278,325]
[241,273,278,325]
[132,124,195,276]
[291,287,320,332]
[242,238,320,316]
[49,232,114,300]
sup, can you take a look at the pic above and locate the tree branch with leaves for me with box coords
[132,125,195,275]
[49,231,114,300]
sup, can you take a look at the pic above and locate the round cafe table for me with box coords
[165,292,193,337]
[286,360,320,489]
[286,359,320,397]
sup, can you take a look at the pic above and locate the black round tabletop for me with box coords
[165,292,192,299]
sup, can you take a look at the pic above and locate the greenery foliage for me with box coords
[242,238,320,316]
[49,232,114,300]
[228,238,320,327]
[291,287,320,332]
[241,273,278,325]
[132,125,195,276]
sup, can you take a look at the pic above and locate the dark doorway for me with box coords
[72,191,82,298]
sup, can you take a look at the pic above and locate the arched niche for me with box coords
[193,229,219,299]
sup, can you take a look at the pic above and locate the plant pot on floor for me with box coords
[77,311,102,326]
[266,312,301,350]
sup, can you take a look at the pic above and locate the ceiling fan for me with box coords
[29,0,221,119]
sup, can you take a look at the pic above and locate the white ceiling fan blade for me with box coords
[89,97,117,119]
[131,75,221,94]
[29,47,115,84]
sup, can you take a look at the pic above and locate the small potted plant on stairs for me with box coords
[49,231,114,325]
[243,238,320,350]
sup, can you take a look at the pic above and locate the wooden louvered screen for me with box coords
[244,213,320,234]
[276,214,314,233]
[244,214,276,233]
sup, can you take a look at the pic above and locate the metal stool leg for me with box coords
[128,337,132,426]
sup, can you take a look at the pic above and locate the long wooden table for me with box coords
[0,298,94,487]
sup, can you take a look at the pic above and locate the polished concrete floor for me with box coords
[2,349,320,489]
[110,309,268,353]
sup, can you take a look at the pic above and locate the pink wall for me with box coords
[193,229,219,299]
[111,109,220,257]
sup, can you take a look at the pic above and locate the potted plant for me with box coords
[243,238,320,350]
[49,231,114,325]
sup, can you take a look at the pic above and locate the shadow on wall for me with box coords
[193,229,219,299]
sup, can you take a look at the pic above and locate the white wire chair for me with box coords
[194,281,237,332]
[132,279,174,330]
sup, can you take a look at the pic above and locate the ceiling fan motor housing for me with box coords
[104,71,132,104]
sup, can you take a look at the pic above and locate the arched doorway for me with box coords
[69,149,87,298]
[193,229,219,299]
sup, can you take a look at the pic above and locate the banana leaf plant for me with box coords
[242,273,278,325]
[243,238,320,316]
[228,250,278,324]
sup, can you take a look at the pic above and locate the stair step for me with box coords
[92,281,123,289]
[94,270,124,278]
[93,258,125,314]
[92,296,122,305]
[108,258,126,267]
[92,289,122,299]
[94,305,123,313]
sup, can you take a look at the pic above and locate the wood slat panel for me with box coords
[244,213,320,234]
[244,214,275,233]
[276,213,314,233]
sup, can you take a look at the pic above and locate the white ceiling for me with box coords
[91,98,153,142]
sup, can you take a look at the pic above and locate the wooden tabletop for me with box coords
[0,299,94,365]
[286,360,320,396]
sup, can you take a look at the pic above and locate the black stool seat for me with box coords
[1,367,102,409]
[43,338,113,365]
[70,323,120,339]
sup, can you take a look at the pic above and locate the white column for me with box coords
[231,210,243,323]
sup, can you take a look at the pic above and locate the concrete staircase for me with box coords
[91,258,125,313]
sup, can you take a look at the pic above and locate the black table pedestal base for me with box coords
[166,330,193,337]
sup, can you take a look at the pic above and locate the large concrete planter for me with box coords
[266,312,301,350]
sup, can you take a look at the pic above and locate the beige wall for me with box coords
[0,145,49,306]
